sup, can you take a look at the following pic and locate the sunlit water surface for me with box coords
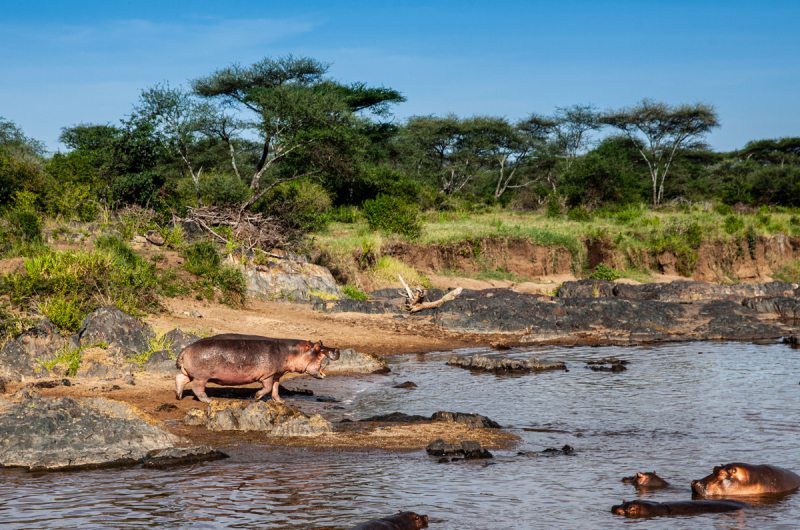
[1,342,799,529]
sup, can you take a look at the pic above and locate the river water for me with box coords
[1,341,799,529]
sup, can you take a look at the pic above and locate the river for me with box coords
[1,341,798,529]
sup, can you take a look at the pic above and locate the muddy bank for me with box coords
[385,234,800,283]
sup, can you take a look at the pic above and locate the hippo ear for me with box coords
[318,340,324,346]
[713,466,721,473]
[314,342,321,352]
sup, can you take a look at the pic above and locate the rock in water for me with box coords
[446,353,566,373]
[185,399,334,436]
[0,396,178,470]
[430,411,501,429]
[142,445,228,468]
[321,349,390,374]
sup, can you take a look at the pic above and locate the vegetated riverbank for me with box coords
[311,206,800,293]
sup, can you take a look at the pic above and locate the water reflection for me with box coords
[1,342,799,528]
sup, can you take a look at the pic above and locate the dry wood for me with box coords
[181,206,290,251]
[398,275,462,313]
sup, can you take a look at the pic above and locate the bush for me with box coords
[566,207,592,222]
[588,264,621,281]
[342,284,369,300]
[715,203,734,215]
[199,171,251,206]
[7,209,41,242]
[362,194,422,239]
[257,179,332,235]
[724,215,745,234]
[545,196,562,218]
[40,294,85,332]
[181,241,246,306]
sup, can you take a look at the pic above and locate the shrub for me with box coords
[566,207,592,222]
[545,196,562,218]
[181,241,246,306]
[715,203,734,215]
[39,294,85,333]
[362,194,422,239]
[724,215,745,234]
[198,171,251,206]
[342,284,369,300]
[7,209,41,242]
[588,264,621,281]
[258,179,332,234]
[327,205,360,223]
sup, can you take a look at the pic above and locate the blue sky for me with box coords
[2,0,798,152]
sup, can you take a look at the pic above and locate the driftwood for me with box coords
[398,275,462,313]
[181,206,289,251]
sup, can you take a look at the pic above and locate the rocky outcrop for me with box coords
[559,279,798,303]
[321,348,390,374]
[446,353,566,373]
[228,253,344,301]
[0,319,65,382]
[586,357,629,372]
[164,328,201,357]
[0,395,178,470]
[78,306,154,362]
[142,445,228,468]
[358,411,500,429]
[184,399,334,436]
[426,439,493,459]
[742,296,800,318]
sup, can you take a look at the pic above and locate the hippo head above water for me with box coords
[691,463,800,496]
[622,471,669,489]
[303,341,340,379]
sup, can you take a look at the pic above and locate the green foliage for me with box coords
[773,260,800,283]
[715,203,733,215]
[0,304,35,342]
[724,215,745,234]
[181,241,246,305]
[307,289,339,301]
[647,221,704,276]
[327,205,360,223]
[566,207,592,222]
[258,179,333,234]
[342,284,369,300]
[545,196,562,218]
[588,264,621,281]
[7,209,41,242]
[128,332,174,365]
[40,294,85,333]
[199,171,251,206]
[362,194,422,239]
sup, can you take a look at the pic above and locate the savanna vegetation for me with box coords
[2,54,800,335]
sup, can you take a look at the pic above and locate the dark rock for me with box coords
[168,220,204,240]
[438,457,450,463]
[360,412,430,423]
[142,445,228,468]
[542,444,576,456]
[431,411,501,429]
[191,400,334,436]
[393,381,417,389]
[143,349,175,375]
[743,296,800,319]
[154,403,178,412]
[0,378,5,394]
[557,279,616,299]
[461,440,493,459]
[0,396,178,469]
[321,348,390,374]
[32,379,72,389]
[316,396,338,403]
[784,335,799,346]
[426,439,464,456]
[78,306,154,362]
[278,386,314,397]
[16,318,66,360]
[490,341,511,350]
[586,357,629,372]
[0,340,41,383]
[163,329,201,357]
[11,387,41,401]
[446,353,566,373]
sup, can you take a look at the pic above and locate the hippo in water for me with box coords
[612,499,750,518]
[692,463,800,496]
[175,334,340,403]
[349,511,428,529]
[622,471,669,489]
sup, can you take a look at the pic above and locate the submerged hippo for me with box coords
[612,499,750,518]
[692,463,800,496]
[622,471,670,489]
[349,511,429,529]
[175,334,340,403]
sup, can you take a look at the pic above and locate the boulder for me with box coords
[78,306,154,363]
[586,357,629,372]
[229,254,344,302]
[426,439,492,458]
[163,328,201,357]
[143,349,175,375]
[144,230,165,246]
[0,396,178,470]
[742,297,800,319]
[142,445,228,468]
[359,412,430,423]
[460,440,493,459]
[431,411,501,429]
[321,348,390,374]
[446,353,566,373]
[185,399,334,436]
[16,318,66,360]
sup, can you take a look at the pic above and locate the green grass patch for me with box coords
[308,289,339,301]
[181,241,246,306]
[773,260,800,283]
[127,332,175,366]
[370,255,431,289]
[342,284,369,300]
[588,264,621,281]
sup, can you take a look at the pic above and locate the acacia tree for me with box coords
[401,114,495,195]
[601,99,719,206]
[550,104,602,170]
[191,55,403,211]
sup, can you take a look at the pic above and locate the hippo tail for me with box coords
[176,349,185,370]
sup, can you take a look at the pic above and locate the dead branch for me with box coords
[181,206,290,251]
[398,274,462,313]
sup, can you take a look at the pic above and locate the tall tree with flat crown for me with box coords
[191,55,403,212]
[601,99,719,206]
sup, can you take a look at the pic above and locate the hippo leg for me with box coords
[175,373,191,400]
[271,379,285,404]
[191,380,211,403]
[254,376,275,401]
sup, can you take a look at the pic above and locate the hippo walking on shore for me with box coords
[692,463,800,496]
[175,334,340,403]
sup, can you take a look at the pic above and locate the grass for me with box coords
[370,255,431,289]
[307,289,339,301]
[342,284,369,300]
[773,260,800,283]
[310,203,800,284]
[127,332,175,365]
[37,341,109,377]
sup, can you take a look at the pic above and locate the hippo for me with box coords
[175,334,340,403]
[612,499,750,518]
[692,463,800,496]
[349,511,429,529]
[622,471,670,489]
